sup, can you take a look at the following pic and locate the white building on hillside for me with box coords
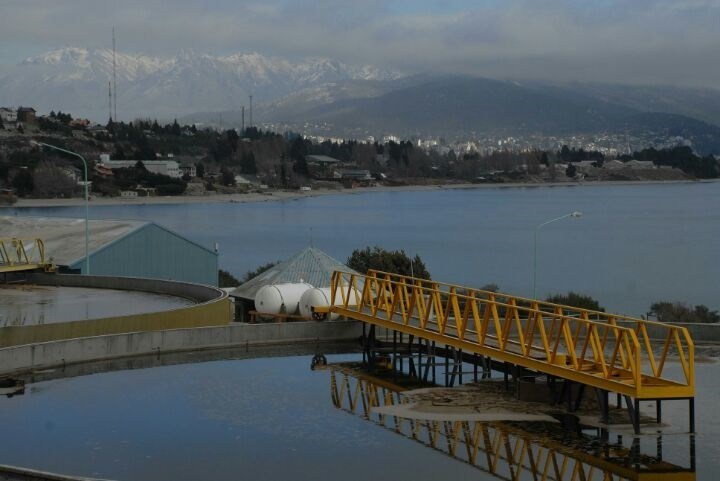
[98,154,182,178]
[0,107,17,124]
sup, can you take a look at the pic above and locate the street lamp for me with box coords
[30,141,91,274]
[532,211,582,299]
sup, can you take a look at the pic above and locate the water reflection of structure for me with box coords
[326,364,696,481]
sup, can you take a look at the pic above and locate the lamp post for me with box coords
[532,211,582,299]
[30,141,91,274]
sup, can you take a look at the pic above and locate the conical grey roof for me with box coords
[231,246,358,300]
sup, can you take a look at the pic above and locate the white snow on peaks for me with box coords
[3,47,402,119]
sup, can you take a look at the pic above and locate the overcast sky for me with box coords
[1,0,719,87]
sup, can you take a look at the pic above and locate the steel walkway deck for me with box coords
[319,270,694,401]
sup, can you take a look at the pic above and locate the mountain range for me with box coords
[195,75,720,154]
[2,47,720,154]
[0,47,401,120]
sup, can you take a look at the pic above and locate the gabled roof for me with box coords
[305,154,341,164]
[0,215,146,266]
[231,246,358,300]
[0,215,215,267]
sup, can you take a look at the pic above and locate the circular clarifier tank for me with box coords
[0,285,193,327]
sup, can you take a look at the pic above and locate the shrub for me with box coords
[546,292,604,312]
[218,269,241,287]
[649,302,719,324]
[346,246,430,279]
[242,261,279,283]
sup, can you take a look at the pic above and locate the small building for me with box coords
[234,174,260,186]
[16,107,36,124]
[604,160,625,170]
[70,118,90,129]
[179,162,197,178]
[230,246,358,322]
[306,154,342,178]
[0,216,219,286]
[305,155,341,166]
[0,107,17,124]
[573,160,598,173]
[98,154,182,178]
[120,190,138,198]
[88,125,109,136]
[625,160,656,169]
[333,169,373,181]
[94,164,114,178]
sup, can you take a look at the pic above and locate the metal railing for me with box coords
[324,270,694,399]
[0,238,52,272]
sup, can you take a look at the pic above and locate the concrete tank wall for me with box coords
[0,274,232,348]
[0,321,362,377]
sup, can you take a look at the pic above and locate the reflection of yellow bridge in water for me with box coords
[326,364,695,481]
[315,270,695,434]
[0,238,53,274]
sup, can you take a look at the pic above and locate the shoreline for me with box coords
[3,178,716,209]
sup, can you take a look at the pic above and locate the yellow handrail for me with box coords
[0,238,54,273]
[326,270,694,400]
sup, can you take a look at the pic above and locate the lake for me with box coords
[5,182,719,315]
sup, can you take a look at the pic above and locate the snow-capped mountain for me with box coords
[0,47,402,120]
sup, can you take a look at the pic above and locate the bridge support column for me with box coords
[444,346,450,387]
[689,397,695,433]
[473,353,478,382]
[623,396,641,435]
[595,389,609,424]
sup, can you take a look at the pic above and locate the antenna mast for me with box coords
[112,26,117,122]
[241,105,245,134]
[108,81,112,123]
[249,94,253,128]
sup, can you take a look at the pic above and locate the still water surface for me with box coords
[0,352,711,480]
[0,285,192,326]
[6,182,720,315]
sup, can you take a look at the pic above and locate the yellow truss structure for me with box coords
[0,238,53,273]
[320,270,694,400]
[328,365,695,481]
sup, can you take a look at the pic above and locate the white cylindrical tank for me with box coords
[299,286,361,320]
[299,288,338,321]
[254,282,313,319]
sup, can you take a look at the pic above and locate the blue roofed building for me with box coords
[0,216,218,286]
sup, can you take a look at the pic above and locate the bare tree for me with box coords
[33,161,78,198]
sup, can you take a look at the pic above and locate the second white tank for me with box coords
[254,282,313,319]
[299,286,361,320]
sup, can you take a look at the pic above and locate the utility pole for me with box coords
[241,105,245,134]
[249,94,253,128]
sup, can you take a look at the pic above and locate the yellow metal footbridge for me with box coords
[0,238,53,273]
[316,270,695,432]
